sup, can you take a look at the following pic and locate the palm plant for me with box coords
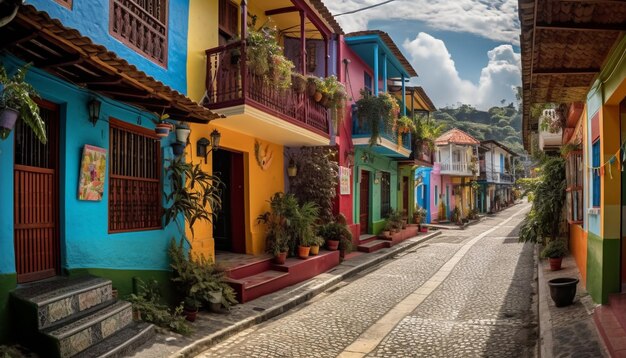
[163,157,224,241]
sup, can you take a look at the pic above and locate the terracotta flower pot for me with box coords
[298,245,311,259]
[420,227,428,233]
[310,244,320,256]
[326,240,339,251]
[314,91,323,102]
[275,251,287,264]
[184,308,198,322]
[549,257,563,271]
[382,230,391,237]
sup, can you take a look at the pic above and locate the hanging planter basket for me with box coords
[0,107,19,132]
[171,142,185,156]
[176,125,191,143]
[155,123,171,138]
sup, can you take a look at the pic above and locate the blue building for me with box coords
[0,2,218,352]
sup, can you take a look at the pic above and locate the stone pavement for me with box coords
[537,253,607,358]
[194,203,537,358]
[129,230,441,358]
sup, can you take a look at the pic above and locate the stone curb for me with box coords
[537,245,552,358]
[169,230,442,358]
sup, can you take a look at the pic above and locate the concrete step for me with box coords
[42,300,133,358]
[73,321,155,358]
[11,275,113,330]
[224,257,274,280]
[226,270,289,303]
[357,239,390,253]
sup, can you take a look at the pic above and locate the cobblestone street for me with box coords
[197,204,536,358]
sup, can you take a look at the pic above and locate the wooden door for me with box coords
[402,177,409,214]
[359,170,370,235]
[213,150,246,253]
[14,100,59,283]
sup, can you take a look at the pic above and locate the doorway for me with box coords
[402,176,409,215]
[212,149,246,253]
[359,170,370,235]
[14,100,60,283]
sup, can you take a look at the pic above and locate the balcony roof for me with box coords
[518,0,626,149]
[0,5,221,123]
[345,30,418,78]
[260,0,343,39]
[398,86,437,113]
[435,128,480,146]
[480,140,518,157]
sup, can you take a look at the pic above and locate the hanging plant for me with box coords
[355,90,399,146]
[317,76,347,130]
[396,115,416,134]
[246,23,294,89]
[291,73,307,94]
[0,64,47,143]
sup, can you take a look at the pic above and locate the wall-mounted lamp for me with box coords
[196,129,221,163]
[360,151,371,164]
[88,98,101,126]
[345,149,355,168]
[374,170,382,184]
[287,157,298,177]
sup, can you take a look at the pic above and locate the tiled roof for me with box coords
[3,5,222,123]
[345,30,418,77]
[435,128,480,145]
[309,0,344,34]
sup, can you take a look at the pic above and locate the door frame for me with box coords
[14,99,61,283]
[359,169,371,235]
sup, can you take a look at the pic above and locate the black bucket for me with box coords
[548,277,579,307]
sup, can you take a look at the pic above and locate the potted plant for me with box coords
[0,64,47,143]
[175,122,191,143]
[155,113,172,138]
[287,154,298,177]
[396,115,416,134]
[310,236,325,256]
[292,73,307,94]
[257,193,301,262]
[306,76,319,97]
[318,221,351,251]
[246,23,294,88]
[387,209,403,233]
[541,239,567,270]
[183,296,200,322]
[355,90,400,146]
[171,142,186,156]
[451,206,462,225]
[294,201,319,259]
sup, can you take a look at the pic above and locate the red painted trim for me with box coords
[591,111,600,141]
[291,0,332,37]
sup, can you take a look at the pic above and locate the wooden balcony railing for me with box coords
[204,42,329,136]
[478,171,514,183]
[440,162,473,175]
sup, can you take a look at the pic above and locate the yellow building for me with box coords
[184,0,343,261]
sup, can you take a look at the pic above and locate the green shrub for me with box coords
[541,239,567,258]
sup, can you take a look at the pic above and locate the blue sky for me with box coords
[324,0,522,110]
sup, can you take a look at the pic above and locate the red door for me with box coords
[213,149,246,253]
[359,170,370,235]
[14,100,60,283]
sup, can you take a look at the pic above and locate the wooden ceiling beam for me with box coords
[265,6,298,16]
[536,22,626,31]
[39,54,83,69]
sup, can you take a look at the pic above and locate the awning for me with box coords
[0,5,222,123]
[518,0,626,149]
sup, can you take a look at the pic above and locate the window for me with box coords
[434,186,438,205]
[566,151,583,223]
[381,172,391,217]
[592,140,600,207]
[219,0,239,40]
[364,72,372,94]
[109,119,162,232]
[109,0,168,66]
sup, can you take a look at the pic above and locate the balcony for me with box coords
[479,171,514,184]
[439,161,475,176]
[351,109,411,158]
[204,42,330,146]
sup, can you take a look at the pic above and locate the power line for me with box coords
[333,0,398,17]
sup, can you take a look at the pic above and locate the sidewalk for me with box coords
[537,252,608,357]
[130,231,441,358]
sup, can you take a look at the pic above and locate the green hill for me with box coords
[432,103,523,154]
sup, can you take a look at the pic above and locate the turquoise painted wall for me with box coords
[415,167,432,223]
[0,56,180,275]
[353,148,398,234]
[28,0,189,93]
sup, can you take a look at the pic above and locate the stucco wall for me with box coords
[0,56,181,274]
[29,0,190,93]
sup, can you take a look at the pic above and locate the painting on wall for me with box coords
[78,145,107,201]
[340,166,351,195]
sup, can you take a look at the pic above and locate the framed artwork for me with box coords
[78,145,107,201]
[339,166,351,195]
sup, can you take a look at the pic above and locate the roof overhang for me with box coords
[345,31,417,79]
[518,0,626,150]
[0,5,222,123]
[480,140,518,156]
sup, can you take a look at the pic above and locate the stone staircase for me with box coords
[11,275,154,358]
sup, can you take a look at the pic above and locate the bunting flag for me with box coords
[585,140,626,179]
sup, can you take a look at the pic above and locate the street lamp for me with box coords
[196,129,221,163]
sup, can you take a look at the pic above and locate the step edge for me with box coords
[244,272,290,290]
[31,279,112,307]
[43,301,132,340]
[91,323,155,358]
[40,299,118,331]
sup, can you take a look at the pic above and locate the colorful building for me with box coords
[477,140,517,213]
[432,129,481,221]
[342,30,418,236]
[0,0,219,350]
[519,0,626,304]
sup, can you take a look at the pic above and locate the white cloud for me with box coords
[324,0,520,45]
[402,33,521,110]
